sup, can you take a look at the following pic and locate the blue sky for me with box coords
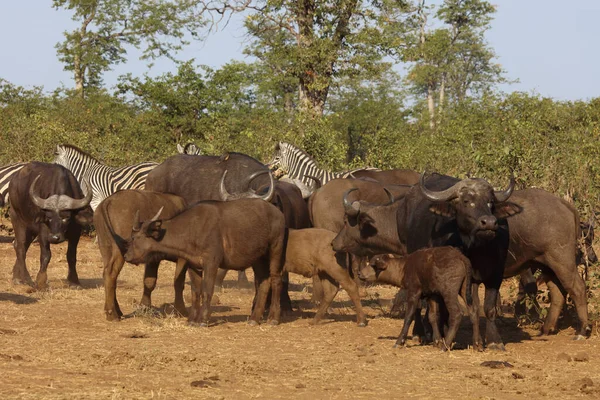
[1,1,599,101]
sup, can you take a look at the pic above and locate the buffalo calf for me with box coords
[361,247,476,350]
[284,228,366,326]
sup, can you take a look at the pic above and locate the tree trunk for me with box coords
[438,72,446,125]
[73,53,85,99]
[427,82,435,130]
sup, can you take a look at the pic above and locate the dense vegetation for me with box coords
[1,0,599,216]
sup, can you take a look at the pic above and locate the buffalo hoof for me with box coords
[267,319,279,326]
[357,321,367,327]
[486,342,506,351]
[472,343,484,352]
[12,277,34,287]
[573,335,587,341]
[308,319,319,326]
[247,320,259,327]
[105,311,122,322]
[392,342,406,349]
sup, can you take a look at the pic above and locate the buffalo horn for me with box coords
[132,210,141,232]
[66,179,93,210]
[493,175,515,203]
[343,188,360,217]
[150,206,164,222]
[383,187,395,205]
[29,175,48,209]
[418,172,460,202]
[305,175,322,189]
[219,170,234,201]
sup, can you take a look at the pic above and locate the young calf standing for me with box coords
[360,247,477,350]
[284,228,367,326]
[124,197,287,327]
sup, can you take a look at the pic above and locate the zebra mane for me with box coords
[280,142,319,166]
[58,144,100,163]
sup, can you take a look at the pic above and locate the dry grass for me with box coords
[1,235,600,399]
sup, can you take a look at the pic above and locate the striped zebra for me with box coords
[0,162,27,207]
[176,143,202,155]
[268,142,378,191]
[53,145,158,211]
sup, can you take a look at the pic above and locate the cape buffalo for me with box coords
[332,173,590,349]
[361,248,474,350]
[9,162,93,289]
[94,190,188,320]
[124,173,286,327]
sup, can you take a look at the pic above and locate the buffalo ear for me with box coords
[494,202,522,219]
[429,203,456,218]
[75,207,94,226]
[145,220,164,240]
[358,213,375,228]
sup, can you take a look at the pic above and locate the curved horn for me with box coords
[29,175,49,209]
[493,175,515,203]
[219,170,233,201]
[245,169,269,188]
[150,206,164,222]
[65,179,93,210]
[419,172,460,202]
[260,171,275,202]
[383,187,395,205]
[343,188,360,217]
[305,175,322,189]
[132,210,141,232]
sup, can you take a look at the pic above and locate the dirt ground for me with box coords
[1,234,600,400]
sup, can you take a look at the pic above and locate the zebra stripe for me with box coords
[269,142,378,189]
[53,145,158,211]
[177,143,202,155]
[0,162,27,207]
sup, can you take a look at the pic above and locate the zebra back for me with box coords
[270,142,378,188]
[54,145,158,210]
[0,162,27,207]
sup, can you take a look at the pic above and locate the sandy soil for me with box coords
[1,233,600,400]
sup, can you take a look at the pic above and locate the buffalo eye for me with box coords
[487,202,494,210]
[62,218,69,224]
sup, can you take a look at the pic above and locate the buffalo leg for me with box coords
[250,264,271,325]
[173,259,188,316]
[427,298,443,347]
[35,232,52,290]
[214,268,227,291]
[329,263,367,326]
[311,274,338,325]
[187,266,203,324]
[470,283,483,351]
[483,284,504,350]
[197,263,219,326]
[103,252,125,321]
[11,223,34,286]
[65,223,82,286]
[140,260,159,309]
[540,274,565,335]
[311,275,324,304]
[395,291,421,348]
[546,258,590,338]
[350,255,368,297]
[515,268,538,319]
[441,290,463,351]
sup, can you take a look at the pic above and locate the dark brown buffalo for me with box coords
[332,174,591,349]
[144,152,271,202]
[361,248,474,350]
[9,162,93,288]
[94,190,188,320]
[351,169,420,186]
[309,178,413,301]
[123,191,286,326]
[145,151,272,290]
[284,228,366,326]
[214,179,312,297]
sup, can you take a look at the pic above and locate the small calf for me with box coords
[360,247,477,350]
[284,228,366,326]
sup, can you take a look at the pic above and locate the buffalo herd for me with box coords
[1,142,596,352]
